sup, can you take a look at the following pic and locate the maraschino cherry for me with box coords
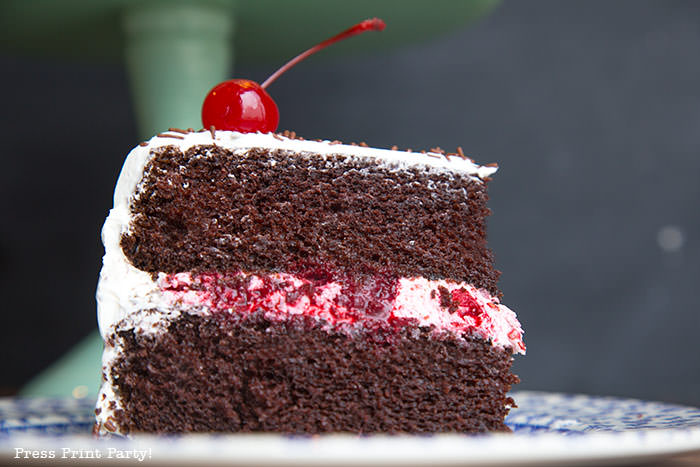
[201,18,386,133]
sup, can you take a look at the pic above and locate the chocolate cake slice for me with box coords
[94,129,525,436]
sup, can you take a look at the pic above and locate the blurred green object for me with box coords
[124,2,234,139]
[20,332,104,398]
[6,0,500,398]
[1,0,499,63]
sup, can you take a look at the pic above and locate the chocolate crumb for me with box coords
[139,142,149,147]
[457,147,466,159]
[168,128,189,134]
[103,419,116,432]
[209,126,216,139]
[391,145,398,151]
[437,286,459,313]
[438,286,452,309]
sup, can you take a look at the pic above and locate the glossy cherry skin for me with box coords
[201,79,279,133]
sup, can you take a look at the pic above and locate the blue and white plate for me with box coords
[2,391,700,466]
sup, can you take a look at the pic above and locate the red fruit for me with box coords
[201,18,386,133]
[451,288,484,325]
[201,79,279,134]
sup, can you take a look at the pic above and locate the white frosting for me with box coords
[392,278,524,351]
[94,130,511,436]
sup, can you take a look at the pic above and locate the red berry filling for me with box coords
[160,264,401,331]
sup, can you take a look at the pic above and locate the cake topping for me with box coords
[201,79,280,134]
[201,18,386,134]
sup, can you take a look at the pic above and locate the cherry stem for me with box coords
[260,18,386,89]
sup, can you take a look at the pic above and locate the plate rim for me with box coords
[1,391,700,467]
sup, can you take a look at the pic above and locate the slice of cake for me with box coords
[94,129,525,436]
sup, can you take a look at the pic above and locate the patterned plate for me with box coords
[2,391,700,466]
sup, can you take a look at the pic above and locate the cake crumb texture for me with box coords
[111,312,518,434]
[121,145,499,295]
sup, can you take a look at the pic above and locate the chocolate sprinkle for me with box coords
[156,133,185,140]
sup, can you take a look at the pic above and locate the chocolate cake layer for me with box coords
[109,312,518,434]
[121,145,499,294]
